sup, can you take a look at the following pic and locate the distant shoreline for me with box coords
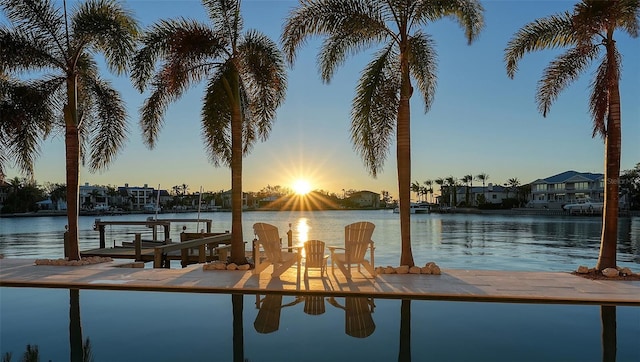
[2,208,638,218]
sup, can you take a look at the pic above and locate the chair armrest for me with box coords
[327,246,345,251]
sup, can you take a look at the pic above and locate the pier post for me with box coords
[287,223,292,252]
[134,233,142,261]
[98,225,106,249]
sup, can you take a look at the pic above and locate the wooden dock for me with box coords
[82,218,229,268]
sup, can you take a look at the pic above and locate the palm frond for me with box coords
[139,77,173,149]
[319,30,381,83]
[351,44,399,177]
[616,0,640,37]
[202,0,242,47]
[590,47,621,138]
[281,0,386,64]
[407,31,437,112]
[85,77,128,171]
[0,76,61,175]
[505,12,575,78]
[201,65,234,167]
[1,0,66,55]
[131,18,226,91]
[237,30,287,141]
[72,0,140,74]
[536,44,599,116]
[414,0,484,44]
[0,27,65,73]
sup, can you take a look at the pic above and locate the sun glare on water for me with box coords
[292,179,312,195]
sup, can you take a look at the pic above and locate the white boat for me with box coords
[393,202,431,214]
[562,197,603,214]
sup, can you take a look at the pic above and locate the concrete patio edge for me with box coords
[1,258,639,306]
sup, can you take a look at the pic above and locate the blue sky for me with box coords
[4,0,640,199]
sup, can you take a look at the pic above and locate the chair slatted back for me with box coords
[304,239,326,268]
[253,223,283,262]
[344,222,375,261]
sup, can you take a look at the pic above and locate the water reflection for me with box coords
[1,288,634,362]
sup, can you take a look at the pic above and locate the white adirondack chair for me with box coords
[328,221,376,279]
[253,223,301,278]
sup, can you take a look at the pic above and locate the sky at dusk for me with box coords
[3,0,640,199]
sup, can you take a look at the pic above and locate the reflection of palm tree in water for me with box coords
[327,297,376,338]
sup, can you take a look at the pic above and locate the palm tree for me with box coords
[434,178,445,205]
[506,177,520,199]
[0,0,138,260]
[462,174,473,206]
[475,173,489,204]
[423,179,433,203]
[505,0,639,270]
[282,0,484,267]
[411,181,421,201]
[131,0,287,265]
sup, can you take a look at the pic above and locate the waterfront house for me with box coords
[79,183,109,210]
[118,183,157,211]
[528,171,604,210]
[346,190,381,208]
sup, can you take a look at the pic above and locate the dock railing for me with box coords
[153,232,231,268]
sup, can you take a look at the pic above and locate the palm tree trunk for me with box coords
[596,74,621,270]
[397,38,414,267]
[228,72,247,265]
[65,76,81,260]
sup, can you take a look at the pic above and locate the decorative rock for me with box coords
[409,266,421,274]
[237,264,251,271]
[375,267,385,275]
[420,266,431,275]
[226,263,238,270]
[576,265,590,274]
[396,265,410,274]
[384,266,396,274]
[602,268,619,278]
[618,267,633,276]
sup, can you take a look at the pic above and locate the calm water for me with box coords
[1,211,639,361]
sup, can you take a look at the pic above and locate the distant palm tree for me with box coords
[506,177,520,198]
[475,173,489,204]
[131,0,287,265]
[411,181,421,201]
[0,0,138,260]
[423,179,433,203]
[282,0,484,267]
[505,0,639,270]
[434,178,445,205]
[462,175,473,206]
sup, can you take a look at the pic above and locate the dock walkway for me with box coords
[1,258,638,306]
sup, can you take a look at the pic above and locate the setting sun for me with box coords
[292,179,312,195]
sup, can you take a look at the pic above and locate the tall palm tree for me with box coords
[423,179,433,203]
[434,177,444,205]
[462,174,473,206]
[505,0,639,270]
[411,181,421,201]
[131,0,287,265]
[282,0,484,267]
[0,0,139,260]
[475,173,488,204]
[506,177,520,199]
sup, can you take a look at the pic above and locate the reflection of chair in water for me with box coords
[328,221,376,279]
[304,240,329,278]
[327,297,376,338]
[253,294,301,334]
[302,295,325,315]
[253,223,301,278]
